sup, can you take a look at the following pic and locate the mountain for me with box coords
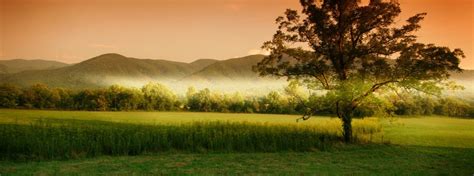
[0,59,69,73]
[184,55,265,81]
[0,54,267,88]
[67,53,198,78]
[0,53,208,88]
[189,59,218,71]
[1,53,472,95]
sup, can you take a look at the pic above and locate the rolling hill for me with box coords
[189,59,219,72]
[0,53,472,96]
[66,53,198,78]
[0,59,69,73]
[0,54,229,88]
[183,55,266,81]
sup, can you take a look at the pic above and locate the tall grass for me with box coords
[0,119,382,160]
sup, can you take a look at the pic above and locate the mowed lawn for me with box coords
[0,109,473,175]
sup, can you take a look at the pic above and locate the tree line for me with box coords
[0,83,472,118]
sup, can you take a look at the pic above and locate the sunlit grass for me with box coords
[381,116,474,148]
[0,121,343,160]
[0,109,366,126]
[0,109,473,175]
[1,109,473,161]
[0,109,386,160]
[1,109,473,149]
[0,109,386,142]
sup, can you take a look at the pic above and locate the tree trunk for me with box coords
[342,113,352,143]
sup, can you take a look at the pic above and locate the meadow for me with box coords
[0,110,382,159]
[0,109,473,175]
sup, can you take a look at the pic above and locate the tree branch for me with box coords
[352,80,399,108]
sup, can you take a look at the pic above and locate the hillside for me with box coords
[68,53,198,78]
[0,53,472,95]
[183,55,266,81]
[0,59,69,73]
[0,54,270,88]
[189,59,219,72]
[0,54,205,88]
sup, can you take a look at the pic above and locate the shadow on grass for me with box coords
[0,144,472,175]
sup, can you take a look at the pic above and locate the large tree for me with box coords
[254,0,464,142]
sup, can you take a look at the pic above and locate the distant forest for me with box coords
[1,83,473,118]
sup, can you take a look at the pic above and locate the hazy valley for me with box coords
[0,53,472,97]
[0,53,288,94]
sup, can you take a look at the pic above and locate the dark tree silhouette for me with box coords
[254,0,464,142]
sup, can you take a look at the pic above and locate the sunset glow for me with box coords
[0,0,473,68]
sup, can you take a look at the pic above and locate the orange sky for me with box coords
[0,0,473,69]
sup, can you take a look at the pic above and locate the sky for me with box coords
[0,0,473,69]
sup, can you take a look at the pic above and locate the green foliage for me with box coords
[142,83,176,111]
[187,88,212,112]
[0,84,21,108]
[435,97,473,117]
[1,83,473,118]
[259,91,285,114]
[226,93,246,112]
[391,95,431,116]
[53,88,74,109]
[20,84,59,109]
[387,93,474,118]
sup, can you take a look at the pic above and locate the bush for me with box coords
[435,97,473,117]
[0,84,21,108]
[142,83,176,111]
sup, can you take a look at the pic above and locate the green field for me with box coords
[0,109,473,175]
[0,109,351,125]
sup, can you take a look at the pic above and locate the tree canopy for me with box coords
[254,0,464,142]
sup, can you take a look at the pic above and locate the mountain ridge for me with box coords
[0,59,69,74]
[0,53,265,88]
[0,53,472,91]
[183,55,266,82]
